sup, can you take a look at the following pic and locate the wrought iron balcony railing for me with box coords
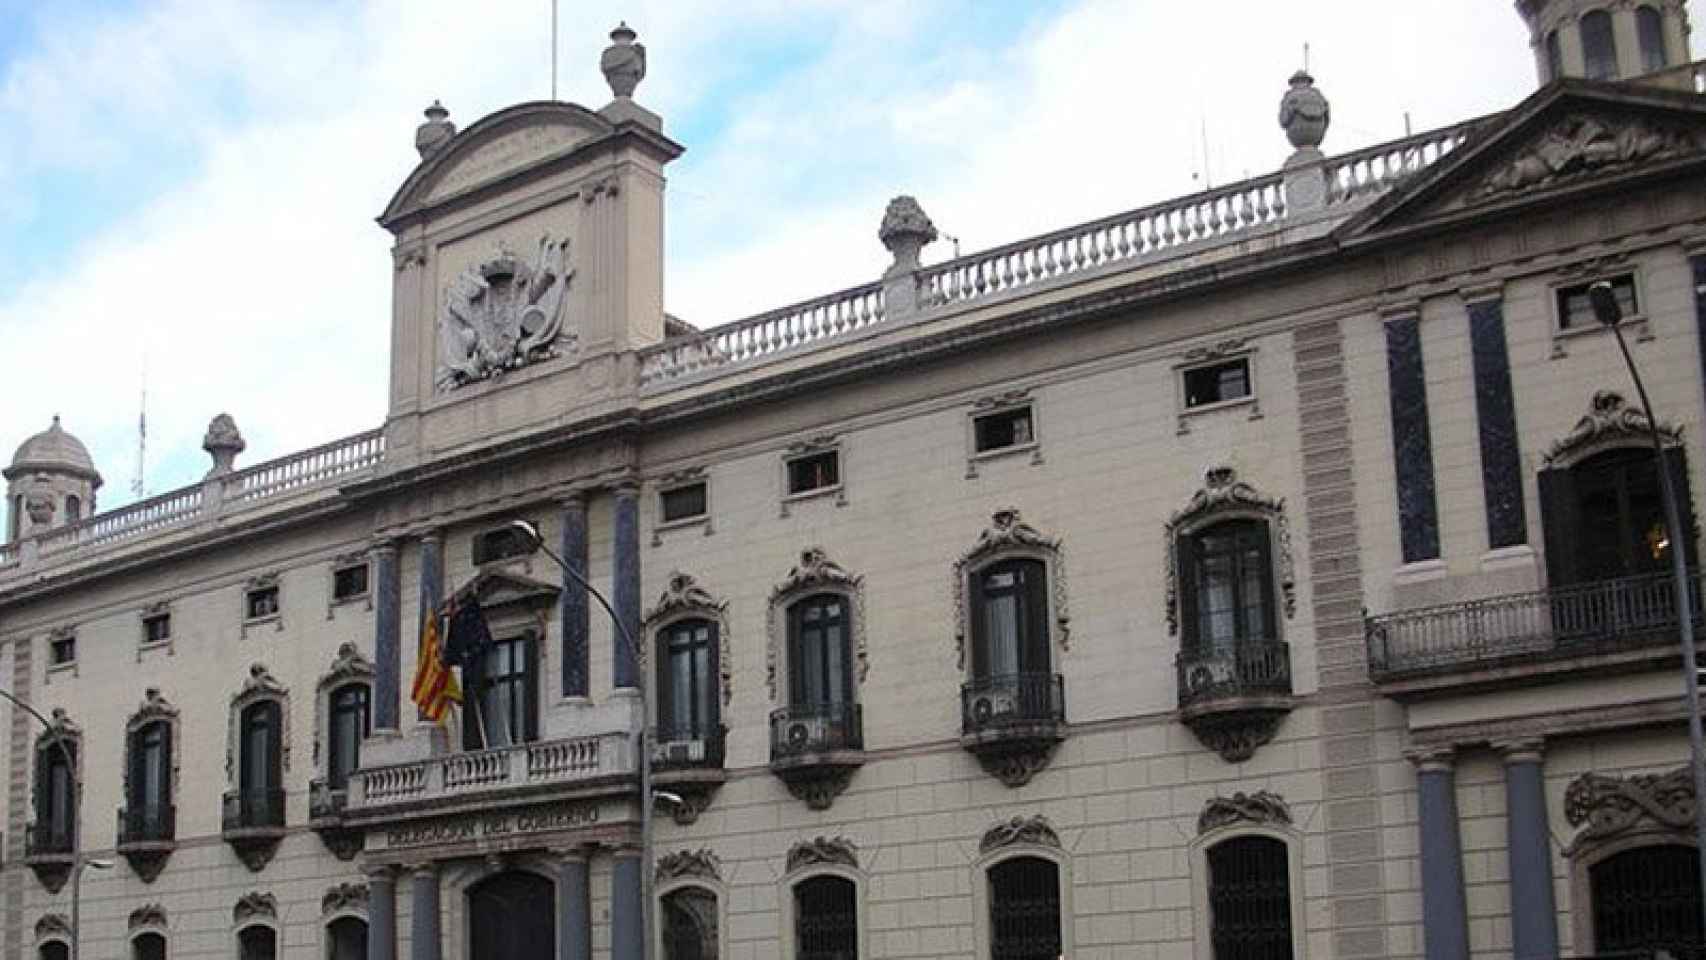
[769,702,863,761]
[651,723,726,770]
[960,672,1065,735]
[1366,571,1706,681]
[116,803,175,845]
[1176,639,1294,708]
[24,821,72,857]
[221,788,286,832]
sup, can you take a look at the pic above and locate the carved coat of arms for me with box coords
[436,234,575,391]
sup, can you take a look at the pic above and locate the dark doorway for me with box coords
[468,870,555,960]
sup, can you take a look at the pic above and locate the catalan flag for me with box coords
[410,602,461,723]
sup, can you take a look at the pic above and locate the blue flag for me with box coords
[443,597,493,668]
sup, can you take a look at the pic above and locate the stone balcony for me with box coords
[1174,639,1295,763]
[958,672,1066,787]
[1365,570,1703,700]
[346,730,634,822]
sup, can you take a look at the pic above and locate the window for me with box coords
[326,684,370,793]
[143,613,171,646]
[1184,359,1252,408]
[1180,520,1276,651]
[63,496,79,523]
[463,633,538,750]
[1638,5,1669,73]
[1546,30,1564,81]
[1590,844,1703,957]
[662,483,709,523]
[1207,836,1295,960]
[246,586,279,621]
[326,916,367,960]
[1541,446,1695,586]
[131,932,166,960]
[125,721,172,842]
[1557,274,1638,330]
[988,856,1061,960]
[48,634,75,666]
[788,595,853,709]
[662,886,719,960]
[237,701,283,827]
[39,945,67,960]
[794,876,857,960]
[787,451,840,496]
[1582,9,1619,79]
[657,619,718,742]
[238,926,276,960]
[472,525,535,565]
[468,871,555,958]
[332,563,369,602]
[974,407,1035,454]
[34,740,75,853]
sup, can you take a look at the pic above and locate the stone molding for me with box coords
[1404,745,1457,772]
[656,849,721,883]
[1495,737,1546,764]
[227,663,290,785]
[128,903,167,931]
[952,509,1071,669]
[1564,766,1693,848]
[979,815,1061,855]
[1197,791,1293,834]
[766,548,868,700]
[786,836,858,873]
[643,571,732,707]
[1164,466,1295,635]
[34,707,80,753]
[1474,113,1706,203]
[1544,389,1682,466]
[321,881,370,917]
[34,914,69,941]
[233,891,278,926]
[317,642,375,694]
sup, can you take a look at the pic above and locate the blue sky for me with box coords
[0,0,1698,511]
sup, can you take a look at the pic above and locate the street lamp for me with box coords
[0,688,111,960]
[508,518,654,960]
[1589,279,1706,935]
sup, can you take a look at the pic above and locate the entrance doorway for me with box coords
[468,870,555,959]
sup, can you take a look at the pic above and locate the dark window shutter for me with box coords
[970,571,989,679]
[264,701,282,791]
[1664,446,1699,569]
[655,626,673,732]
[127,729,144,810]
[158,723,172,807]
[462,656,486,751]
[1255,524,1277,639]
[1539,466,1582,587]
[1177,532,1201,649]
[1021,560,1050,673]
[524,632,540,742]
[706,620,722,731]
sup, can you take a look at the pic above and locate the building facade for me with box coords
[3,4,1706,959]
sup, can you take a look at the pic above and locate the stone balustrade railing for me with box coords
[348,731,631,810]
[1323,118,1484,207]
[229,429,384,504]
[638,283,886,388]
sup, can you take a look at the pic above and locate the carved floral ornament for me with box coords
[35,914,70,941]
[1564,766,1694,850]
[766,548,869,700]
[128,687,179,732]
[233,891,278,925]
[317,642,375,693]
[436,233,578,393]
[1474,113,1706,203]
[979,815,1061,855]
[35,707,80,752]
[1197,791,1293,835]
[656,849,722,883]
[128,904,167,932]
[321,882,369,917]
[232,662,288,707]
[643,571,733,707]
[1544,390,1682,467]
[786,836,859,873]
[1164,466,1297,636]
[953,509,1071,670]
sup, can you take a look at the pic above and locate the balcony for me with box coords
[1366,571,1703,698]
[769,703,864,810]
[116,804,175,883]
[221,788,286,873]
[346,730,633,817]
[959,673,1066,787]
[308,778,363,862]
[1175,639,1295,763]
[651,724,728,825]
[24,821,73,893]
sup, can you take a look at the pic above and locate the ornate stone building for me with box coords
[3,3,1706,959]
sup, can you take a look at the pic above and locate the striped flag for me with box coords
[410,603,461,723]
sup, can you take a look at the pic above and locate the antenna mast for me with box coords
[550,0,559,99]
[132,365,147,499]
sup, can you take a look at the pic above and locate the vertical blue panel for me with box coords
[613,488,641,690]
[373,544,401,731]
[1469,298,1527,548]
[561,497,590,698]
[1387,313,1441,562]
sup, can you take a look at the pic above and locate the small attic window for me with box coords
[64,496,80,523]
[473,525,537,565]
[246,585,280,621]
[1183,359,1252,408]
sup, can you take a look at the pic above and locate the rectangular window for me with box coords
[1183,359,1252,408]
[974,407,1035,453]
[332,563,369,602]
[464,633,538,750]
[472,525,535,565]
[787,451,840,496]
[142,613,171,645]
[49,634,75,666]
[660,482,708,523]
[246,586,280,620]
[1557,274,1638,329]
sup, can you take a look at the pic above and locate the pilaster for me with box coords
[409,863,441,960]
[366,865,399,960]
[1408,746,1470,960]
[1497,738,1560,960]
[612,481,641,691]
[610,845,643,960]
[560,492,590,699]
[556,846,593,960]
[373,541,402,731]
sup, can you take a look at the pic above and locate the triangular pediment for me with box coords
[455,567,560,612]
[1338,79,1706,244]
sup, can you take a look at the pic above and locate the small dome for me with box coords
[5,416,102,486]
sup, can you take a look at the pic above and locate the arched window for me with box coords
[987,856,1061,959]
[1590,844,1703,956]
[972,559,1050,680]
[657,618,719,744]
[326,684,369,793]
[794,875,858,960]
[662,886,719,960]
[463,632,538,750]
[325,916,366,960]
[1638,5,1669,72]
[131,931,167,960]
[468,871,555,959]
[62,496,79,523]
[1546,29,1565,80]
[1541,445,1696,586]
[125,720,172,842]
[38,944,67,960]
[1207,835,1294,959]
[33,739,75,854]
[1181,519,1276,652]
[237,926,276,960]
[236,700,283,828]
[789,594,853,709]
[1582,9,1619,79]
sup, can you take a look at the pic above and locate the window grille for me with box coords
[1591,844,1705,958]
[795,875,858,960]
[1208,835,1294,960]
[662,886,719,960]
[988,856,1062,960]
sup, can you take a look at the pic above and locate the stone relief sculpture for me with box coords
[979,815,1061,854]
[1198,791,1293,834]
[1278,71,1330,151]
[601,23,647,98]
[786,836,858,873]
[1477,114,1705,199]
[436,235,576,392]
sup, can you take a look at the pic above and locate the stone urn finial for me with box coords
[879,196,938,277]
[1279,70,1330,152]
[415,100,456,159]
[203,413,245,478]
[601,22,647,99]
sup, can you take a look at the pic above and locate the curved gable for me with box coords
[380,101,616,227]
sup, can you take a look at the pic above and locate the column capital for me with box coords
[415,528,443,548]
[370,539,400,558]
[554,487,591,509]
[550,843,595,864]
[1405,744,1457,772]
[611,477,642,498]
[1494,737,1545,764]
[362,863,401,883]
[404,861,440,880]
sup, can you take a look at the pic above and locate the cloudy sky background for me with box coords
[0,0,1697,511]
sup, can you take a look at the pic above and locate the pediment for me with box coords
[1338,80,1706,243]
[457,567,560,612]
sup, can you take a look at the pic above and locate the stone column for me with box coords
[560,493,590,699]
[1410,746,1470,960]
[612,482,641,691]
[367,866,398,960]
[409,863,441,960]
[610,845,644,960]
[557,847,592,960]
[373,541,402,731]
[1499,739,1560,960]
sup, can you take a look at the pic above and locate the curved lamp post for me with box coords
[0,688,111,960]
[1589,279,1706,936]
[509,519,655,960]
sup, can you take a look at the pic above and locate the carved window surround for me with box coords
[779,436,847,516]
[1543,389,1682,469]
[1187,795,1305,960]
[128,903,167,935]
[965,389,1044,478]
[657,849,723,884]
[971,818,1075,960]
[643,572,733,708]
[1175,338,1262,435]
[34,914,70,951]
[120,688,182,882]
[326,551,373,619]
[240,573,284,637]
[313,642,376,772]
[778,839,868,960]
[28,710,81,893]
[651,467,714,545]
[1563,766,1696,952]
[321,881,369,920]
[952,508,1071,671]
[224,664,291,870]
[766,548,869,701]
[1548,255,1653,358]
[233,890,279,931]
[138,600,174,660]
[1164,466,1297,636]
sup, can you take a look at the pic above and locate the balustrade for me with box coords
[349,731,627,811]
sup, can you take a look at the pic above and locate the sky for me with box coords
[0,0,1698,510]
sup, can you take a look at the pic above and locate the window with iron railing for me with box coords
[794,875,858,960]
[1208,835,1295,960]
[988,856,1061,960]
[662,886,719,960]
[33,740,75,854]
[1591,844,1704,959]
[657,619,719,749]
[326,684,370,794]
[123,720,172,843]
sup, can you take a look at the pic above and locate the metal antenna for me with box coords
[132,359,147,498]
[550,0,559,99]
[1304,42,1311,73]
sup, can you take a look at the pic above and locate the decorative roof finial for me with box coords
[601,22,647,99]
[1279,70,1330,152]
[415,100,456,160]
[879,196,938,277]
[202,413,245,478]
